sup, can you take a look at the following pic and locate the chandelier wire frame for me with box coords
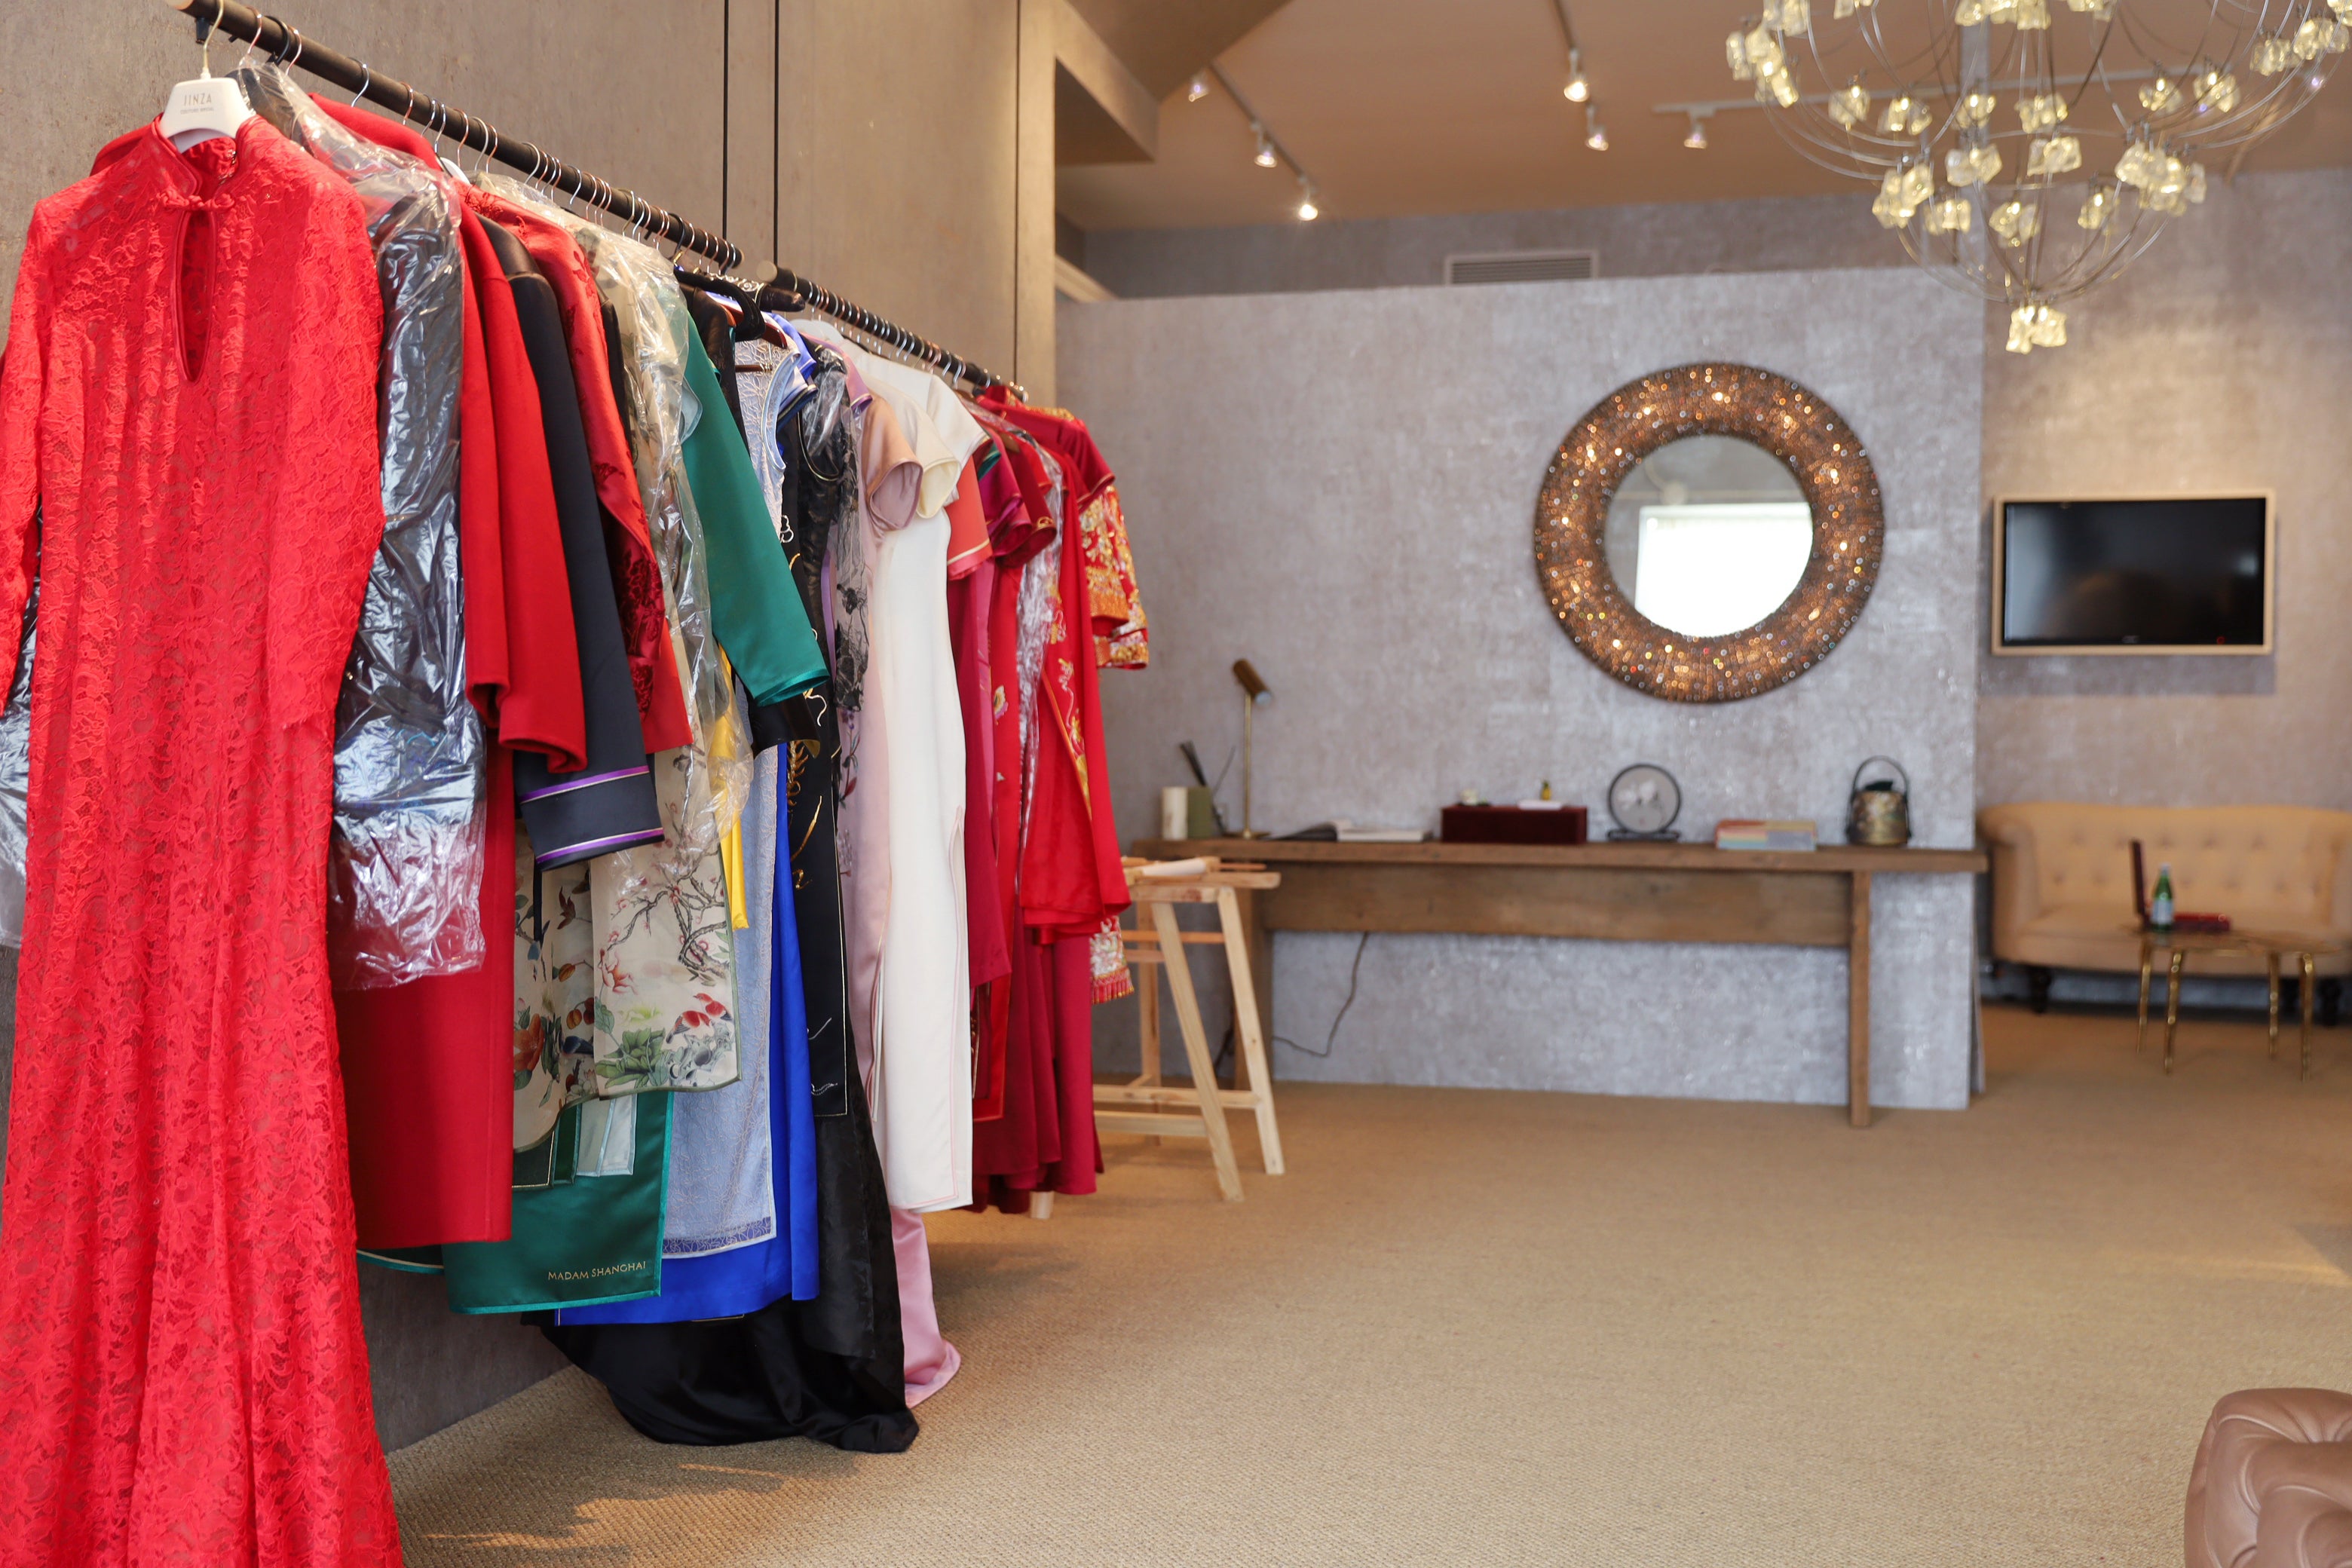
[1726,0,2345,345]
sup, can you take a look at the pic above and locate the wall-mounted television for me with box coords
[1992,495,2273,655]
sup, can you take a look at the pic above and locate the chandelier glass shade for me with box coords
[1726,0,2348,350]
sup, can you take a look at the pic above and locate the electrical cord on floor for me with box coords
[1254,931,1373,1064]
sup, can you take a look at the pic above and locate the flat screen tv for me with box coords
[1992,495,2273,654]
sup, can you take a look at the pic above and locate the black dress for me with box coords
[477,216,663,868]
[539,341,913,1453]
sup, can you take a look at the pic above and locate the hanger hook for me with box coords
[349,63,372,106]
[284,24,303,69]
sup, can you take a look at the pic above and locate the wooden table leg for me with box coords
[2138,937,2153,1052]
[2268,951,2282,1060]
[2164,948,2185,1074]
[1217,887,1285,1175]
[1138,956,1162,1086]
[1152,901,1245,1202]
[1233,886,1275,1088]
[2301,952,2317,1081]
[1849,871,1871,1129]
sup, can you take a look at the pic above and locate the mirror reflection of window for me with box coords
[1632,503,1813,637]
[1603,433,1813,639]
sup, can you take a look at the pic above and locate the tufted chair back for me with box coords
[1980,804,2352,965]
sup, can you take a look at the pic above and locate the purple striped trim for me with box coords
[518,765,653,804]
[535,827,666,866]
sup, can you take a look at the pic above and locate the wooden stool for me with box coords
[1095,860,1286,1202]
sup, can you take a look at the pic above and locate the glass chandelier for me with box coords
[1726,1,2348,351]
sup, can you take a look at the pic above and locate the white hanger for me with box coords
[158,18,253,152]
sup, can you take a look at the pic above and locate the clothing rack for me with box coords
[675,265,1016,397]
[165,0,1018,394]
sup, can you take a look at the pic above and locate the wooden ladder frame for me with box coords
[1094,867,1287,1202]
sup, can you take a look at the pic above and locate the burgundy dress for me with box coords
[0,121,401,1563]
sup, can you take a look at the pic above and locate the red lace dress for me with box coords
[0,121,401,1563]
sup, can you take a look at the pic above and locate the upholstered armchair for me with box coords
[2188,1389,2352,1568]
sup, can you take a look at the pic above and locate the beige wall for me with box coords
[0,0,1043,394]
[0,0,1043,1452]
[1073,168,2352,815]
[0,1,729,316]
[770,0,1043,395]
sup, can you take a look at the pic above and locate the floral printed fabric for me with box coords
[513,751,743,1148]
[1076,482,1148,670]
[587,746,740,1095]
[504,215,750,1137]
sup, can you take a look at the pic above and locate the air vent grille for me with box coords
[1444,250,1599,286]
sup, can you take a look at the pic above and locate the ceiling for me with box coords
[1056,0,2352,232]
[1063,0,1294,100]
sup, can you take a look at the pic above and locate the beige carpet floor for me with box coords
[390,1005,2352,1566]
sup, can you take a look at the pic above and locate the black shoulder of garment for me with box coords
[678,284,748,440]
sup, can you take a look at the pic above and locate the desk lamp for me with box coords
[1233,659,1271,838]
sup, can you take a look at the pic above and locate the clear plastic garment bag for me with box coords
[244,63,486,988]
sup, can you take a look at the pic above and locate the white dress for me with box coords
[798,328,985,1213]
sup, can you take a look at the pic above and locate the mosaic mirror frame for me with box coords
[1533,363,1885,704]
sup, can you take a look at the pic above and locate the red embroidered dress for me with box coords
[0,121,400,1563]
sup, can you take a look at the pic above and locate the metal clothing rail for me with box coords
[165,0,1017,392]
[675,266,1015,397]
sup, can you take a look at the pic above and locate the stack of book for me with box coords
[1715,819,1818,852]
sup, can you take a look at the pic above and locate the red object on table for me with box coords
[1441,804,1590,846]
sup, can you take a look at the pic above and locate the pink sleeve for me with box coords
[859,399,923,532]
[267,193,387,727]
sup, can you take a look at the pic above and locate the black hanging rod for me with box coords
[171,0,735,263]
[167,0,1031,397]
[675,265,1018,397]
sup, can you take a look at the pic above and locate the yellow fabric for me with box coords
[1980,802,2352,975]
[720,822,749,931]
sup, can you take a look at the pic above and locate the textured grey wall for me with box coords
[1079,169,2352,815]
[1082,191,1900,298]
[1976,169,2352,811]
[1064,270,1984,1110]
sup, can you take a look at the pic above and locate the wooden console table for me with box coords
[1132,838,1987,1128]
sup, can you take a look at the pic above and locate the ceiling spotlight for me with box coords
[1683,112,1710,150]
[1585,107,1609,152]
[1253,126,1279,168]
[1297,180,1320,221]
[1187,73,1210,103]
[1563,48,1591,103]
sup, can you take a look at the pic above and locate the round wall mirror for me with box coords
[1534,363,1885,703]
[1602,433,1811,640]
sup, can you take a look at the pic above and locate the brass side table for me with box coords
[2135,926,2347,1078]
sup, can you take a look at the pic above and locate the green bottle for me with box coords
[2151,862,2175,931]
